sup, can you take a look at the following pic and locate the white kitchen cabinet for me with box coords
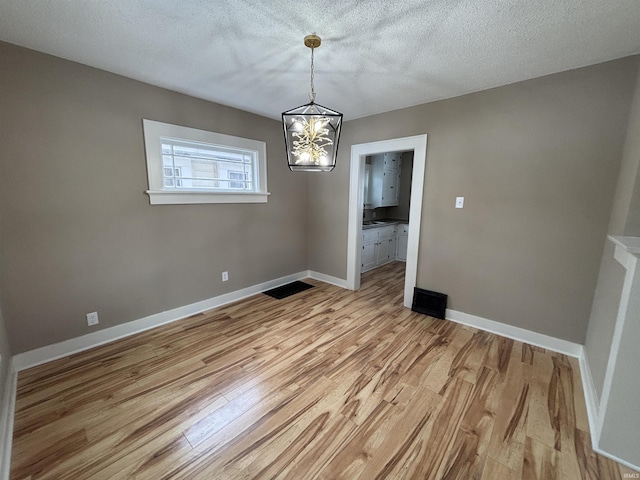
[369,153,402,208]
[363,163,372,207]
[361,240,377,272]
[376,237,391,264]
[383,152,402,170]
[361,242,377,272]
[362,224,398,272]
[388,235,396,261]
[396,223,409,261]
[362,228,379,272]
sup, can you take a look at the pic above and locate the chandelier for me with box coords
[282,34,343,172]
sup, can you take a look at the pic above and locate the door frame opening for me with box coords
[346,135,428,307]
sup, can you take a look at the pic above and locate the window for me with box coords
[143,119,269,204]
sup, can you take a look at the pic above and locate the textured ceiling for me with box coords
[1,1,640,120]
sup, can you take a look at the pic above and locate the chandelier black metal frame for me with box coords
[282,34,343,172]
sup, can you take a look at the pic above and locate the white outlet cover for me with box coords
[455,197,464,208]
[86,311,99,326]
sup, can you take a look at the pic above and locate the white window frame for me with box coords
[143,119,270,205]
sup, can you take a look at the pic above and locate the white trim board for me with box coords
[13,271,317,372]
[445,309,583,358]
[597,246,637,441]
[579,349,640,473]
[0,360,16,480]
[307,271,348,289]
[346,135,428,308]
[579,348,601,448]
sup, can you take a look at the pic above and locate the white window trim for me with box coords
[142,119,270,205]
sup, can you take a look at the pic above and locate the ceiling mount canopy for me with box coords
[282,34,343,172]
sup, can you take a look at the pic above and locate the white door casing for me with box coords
[347,135,427,307]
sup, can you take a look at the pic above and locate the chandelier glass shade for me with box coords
[282,35,342,172]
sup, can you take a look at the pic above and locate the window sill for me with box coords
[146,190,270,205]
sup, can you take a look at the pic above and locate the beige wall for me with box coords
[609,63,640,236]
[1,40,638,354]
[308,57,639,343]
[621,64,640,237]
[0,42,308,353]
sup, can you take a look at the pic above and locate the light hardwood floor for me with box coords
[11,262,635,479]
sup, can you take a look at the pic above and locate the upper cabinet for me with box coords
[364,163,373,206]
[369,152,402,208]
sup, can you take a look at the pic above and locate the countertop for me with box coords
[362,219,408,230]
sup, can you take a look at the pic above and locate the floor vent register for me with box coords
[411,287,448,319]
[263,281,315,300]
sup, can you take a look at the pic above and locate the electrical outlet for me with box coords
[222,271,229,282]
[455,197,464,209]
[86,311,99,326]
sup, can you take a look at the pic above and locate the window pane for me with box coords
[159,137,258,192]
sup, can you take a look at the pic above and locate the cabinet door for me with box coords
[388,236,396,262]
[376,238,390,264]
[394,170,401,204]
[364,164,372,206]
[361,241,377,272]
[363,228,379,244]
[396,235,408,261]
[384,152,402,170]
[380,170,398,207]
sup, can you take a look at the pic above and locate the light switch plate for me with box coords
[455,197,464,208]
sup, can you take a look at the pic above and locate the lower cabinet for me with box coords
[377,235,396,264]
[396,223,409,262]
[361,239,377,272]
[361,224,398,273]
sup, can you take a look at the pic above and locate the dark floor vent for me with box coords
[263,281,314,300]
[412,288,447,319]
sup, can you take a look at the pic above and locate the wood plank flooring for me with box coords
[10,262,635,479]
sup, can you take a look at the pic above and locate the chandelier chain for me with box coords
[309,46,316,103]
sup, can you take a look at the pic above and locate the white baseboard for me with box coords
[307,270,348,289]
[579,348,601,447]
[13,271,312,372]
[0,359,17,480]
[445,309,583,358]
[592,440,640,474]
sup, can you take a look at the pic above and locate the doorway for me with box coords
[346,135,427,308]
